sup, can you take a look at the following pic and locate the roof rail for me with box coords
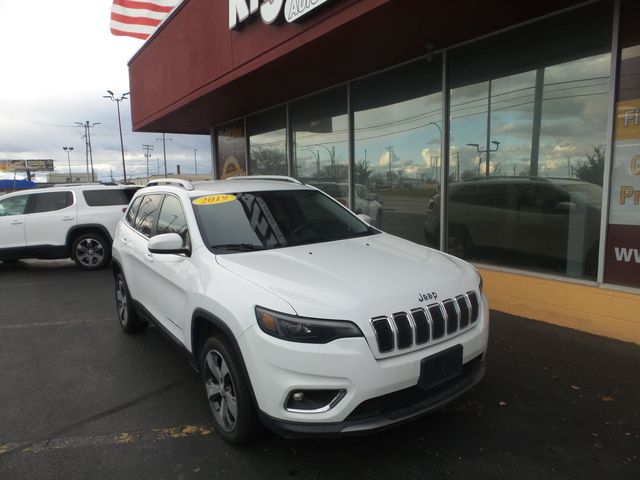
[225,175,303,185]
[145,178,195,190]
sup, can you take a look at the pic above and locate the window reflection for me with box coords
[248,107,287,176]
[443,4,612,279]
[353,58,443,236]
[290,86,349,201]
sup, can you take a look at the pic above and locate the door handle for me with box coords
[144,253,154,263]
[10,220,23,225]
[62,216,74,221]
[121,237,128,245]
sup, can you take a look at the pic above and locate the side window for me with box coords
[156,195,189,240]
[125,196,143,226]
[0,194,30,216]
[134,194,162,237]
[31,191,73,214]
[83,189,129,206]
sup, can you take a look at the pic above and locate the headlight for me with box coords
[255,306,363,343]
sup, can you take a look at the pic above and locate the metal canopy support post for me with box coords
[440,51,451,253]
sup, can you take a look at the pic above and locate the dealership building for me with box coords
[127,0,640,344]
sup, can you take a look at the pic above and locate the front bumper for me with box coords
[238,301,489,436]
[259,353,485,438]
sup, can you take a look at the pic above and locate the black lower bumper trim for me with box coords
[259,353,486,439]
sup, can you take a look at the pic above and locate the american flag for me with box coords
[110,0,183,40]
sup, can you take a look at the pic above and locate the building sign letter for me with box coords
[230,0,330,30]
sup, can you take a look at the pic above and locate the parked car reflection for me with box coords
[311,182,383,226]
[424,176,601,279]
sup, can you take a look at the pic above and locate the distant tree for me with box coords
[355,158,372,185]
[574,146,605,185]
[460,169,476,180]
[251,147,287,175]
[321,163,348,182]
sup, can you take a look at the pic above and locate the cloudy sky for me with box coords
[0,0,210,182]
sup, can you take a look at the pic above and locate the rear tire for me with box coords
[201,336,261,444]
[115,272,147,333]
[71,232,111,270]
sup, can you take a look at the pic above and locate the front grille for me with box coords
[370,291,480,355]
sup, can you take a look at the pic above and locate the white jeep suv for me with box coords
[112,176,488,443]
[0,183,139,269]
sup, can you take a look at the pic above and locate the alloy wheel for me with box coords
[75,238,105,267]
[204,350,238,432]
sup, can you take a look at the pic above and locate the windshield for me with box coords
[560,182,602,205]
[192,189,375,252]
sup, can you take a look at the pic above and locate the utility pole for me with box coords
[75,121,99,182]
[142,145,154,180]
[386,145,394,181]
[156,133,172,178]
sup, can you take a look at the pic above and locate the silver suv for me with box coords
[0,183,139,269]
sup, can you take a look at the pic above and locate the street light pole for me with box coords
[63,146,74,182]
[466,141,501,176]
[104,91,129,183]
[194,149,198,175]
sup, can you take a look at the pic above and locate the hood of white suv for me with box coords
[215,232,476,320]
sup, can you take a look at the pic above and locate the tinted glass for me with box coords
[83,189,130,206]
[31,191,73,213]
[156,195,188,239]
[0,195,29,216]
[134,194,162,237]
[443,3,612,279]
[125,196,143,226]
[353,57,443,236]
[291,86,349,202]
[248,107,287,175]
[193,190,373,252]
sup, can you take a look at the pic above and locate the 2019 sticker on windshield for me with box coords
[192,194,237,205]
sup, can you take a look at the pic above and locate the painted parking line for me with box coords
[0,424,214,456]
[0,317,114,330]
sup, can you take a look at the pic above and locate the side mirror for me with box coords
[148,233,190,256]
[357,213,372,224]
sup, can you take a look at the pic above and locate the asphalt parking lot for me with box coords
[0,260,638,480]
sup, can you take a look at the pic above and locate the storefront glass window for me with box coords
[353,58,443,234]
[247,107,287,176]
[444,3,613,280]
[216,120,247,179]
[290,86,349,203]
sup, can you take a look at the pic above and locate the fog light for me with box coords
[285,389,346,413]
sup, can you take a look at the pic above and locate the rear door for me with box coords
[24,191,76,247]
[122,193,163,312]
[80,188,133,239]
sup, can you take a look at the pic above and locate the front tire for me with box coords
[71,232,111,270]
[201,336,261,444]
[115,272,147,333]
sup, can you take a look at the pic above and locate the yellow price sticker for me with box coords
[192,194,237,205]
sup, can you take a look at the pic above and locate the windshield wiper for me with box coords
[211,243,266,252]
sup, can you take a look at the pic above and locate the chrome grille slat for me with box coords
[370,291,481,354]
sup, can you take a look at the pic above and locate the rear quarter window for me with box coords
[83,189,130,206]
